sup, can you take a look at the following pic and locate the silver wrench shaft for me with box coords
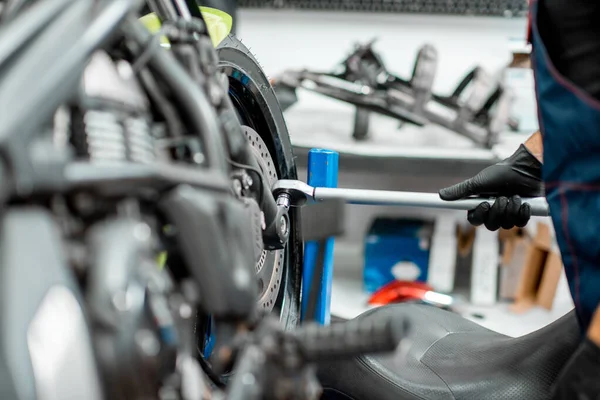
[272,180,550,217]
[315,187,549,216]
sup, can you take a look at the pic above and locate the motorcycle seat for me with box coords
[318,304,579,400]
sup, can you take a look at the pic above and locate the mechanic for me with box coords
[439,0,600,397]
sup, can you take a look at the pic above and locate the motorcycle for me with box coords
[0,1,582,400]
[0,0,402,399]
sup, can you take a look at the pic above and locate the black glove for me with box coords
[439,144,544,231]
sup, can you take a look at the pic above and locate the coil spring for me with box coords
[82,110,155,164]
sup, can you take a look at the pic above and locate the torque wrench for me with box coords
[272,179,550,217]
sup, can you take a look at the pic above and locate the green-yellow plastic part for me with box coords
[199,7,232,46]
[139,6,232,47]
[157,251,167,270]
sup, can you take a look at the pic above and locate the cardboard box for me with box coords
[428,219,563,309]
[510,223,563,313]
[429,220,502,306]
[451,223,477,298]
[499,228,530,300]
[536,251,563,310]
[434,222,500,306]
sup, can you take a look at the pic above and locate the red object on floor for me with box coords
[368,280,434,305]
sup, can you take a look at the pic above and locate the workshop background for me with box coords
[235,0,572,337]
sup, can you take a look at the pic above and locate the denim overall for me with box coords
[531,0,600,331]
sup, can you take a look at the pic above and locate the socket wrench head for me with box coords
[272,180,314,207]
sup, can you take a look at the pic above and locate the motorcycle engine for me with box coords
[70,51,155,165]
[66,52,208,400]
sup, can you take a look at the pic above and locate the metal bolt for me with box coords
[279,216,288,237]
[232,179,243,196]
[192,152,205,164]
[276,193,291,208]
[179,302,193,319]
[243,174,253,189]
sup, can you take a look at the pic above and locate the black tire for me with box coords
[217,35,302,330]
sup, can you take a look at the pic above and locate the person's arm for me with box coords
[524,130,543,162]
[439,131,544,231]
[587,307,600,345]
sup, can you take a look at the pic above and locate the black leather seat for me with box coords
[318,304,580,400]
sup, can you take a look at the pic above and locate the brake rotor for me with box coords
[242,126,284,312]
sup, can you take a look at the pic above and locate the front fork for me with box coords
[163,16,291,250]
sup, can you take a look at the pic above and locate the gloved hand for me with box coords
[439,144,544,231]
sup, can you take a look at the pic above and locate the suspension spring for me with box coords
[80,110,155,164]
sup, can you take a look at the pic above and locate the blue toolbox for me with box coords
[363,218,434,293]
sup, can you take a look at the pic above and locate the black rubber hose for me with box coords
[138,67,185,137]
[122,18,229,173]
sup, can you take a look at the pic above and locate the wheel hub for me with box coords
[242,126,284,312]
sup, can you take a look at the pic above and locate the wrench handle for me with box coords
[313,187,550,217]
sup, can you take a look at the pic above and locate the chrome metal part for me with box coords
[82,52,149,110]
[273,179,550,217]
[272,180,313,206]
[79,108,155,164]
[242,126,284,312]
[126,116,155,163]
[76,52,155,165]
[82,110,125,163]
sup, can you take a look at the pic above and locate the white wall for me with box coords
[237,9,528,94]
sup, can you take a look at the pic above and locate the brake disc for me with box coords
[242,126,284,312]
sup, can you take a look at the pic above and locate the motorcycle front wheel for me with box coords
[217,35,303,331]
